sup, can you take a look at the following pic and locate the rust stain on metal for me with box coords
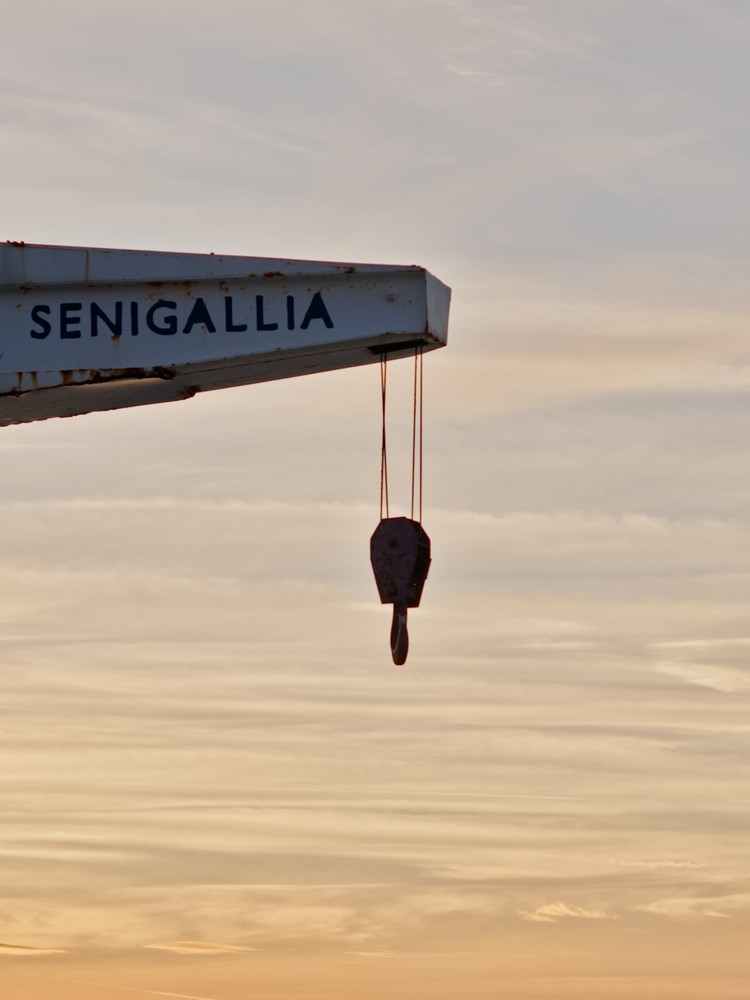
[82,366,176,385]
[263,271,284,278]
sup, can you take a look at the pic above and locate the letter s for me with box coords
[30,304,52,339]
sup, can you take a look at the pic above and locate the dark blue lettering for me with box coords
[130,302,139,336]
[30,304,52,339]
[256,295,278,331]
[60,302,82,339]
[147,300,178,335]
[91,301,123,338]
[300,292,333,330]
[183,297,216,334]
[286,295,295,330]
[224,296,247,332]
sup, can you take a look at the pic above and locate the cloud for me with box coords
[616,859,705,871]
[140,993,223,1000]
[652,659,750,694]
[0,941,66,955]
[651,634,750,693]
[519,902,612,923]
[653,637,750,650]
[143,941,256,956]
[70,983,223,1000]
[633,894,750,921]
[345,949,394,958]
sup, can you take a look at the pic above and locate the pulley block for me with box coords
[370,516,431,665]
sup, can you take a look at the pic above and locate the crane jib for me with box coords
[0,243,450,427]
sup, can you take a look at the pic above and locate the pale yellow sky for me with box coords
[2,1,750,998]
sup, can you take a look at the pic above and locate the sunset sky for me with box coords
[2,1,750,998]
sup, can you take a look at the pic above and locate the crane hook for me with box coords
[391,605,409,666]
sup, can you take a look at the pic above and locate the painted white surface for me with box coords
[0,243,449,424]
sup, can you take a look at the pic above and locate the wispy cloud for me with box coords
[345,949,394,958]
[0,941,66,955]
[143,941,256,956]
[652,637,750,651]
[633,894,750,921]
[444,64,508,85]
[652,659,750,694]
[519,902,612,923]
[71,984,222,1000]
[616,859,705,871]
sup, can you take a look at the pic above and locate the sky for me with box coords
[2,1,750,997]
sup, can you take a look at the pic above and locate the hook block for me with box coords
[370,517,431,609]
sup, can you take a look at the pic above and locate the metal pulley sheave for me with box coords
[370,517,431,665]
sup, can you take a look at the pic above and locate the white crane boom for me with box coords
[0,243,450,426]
